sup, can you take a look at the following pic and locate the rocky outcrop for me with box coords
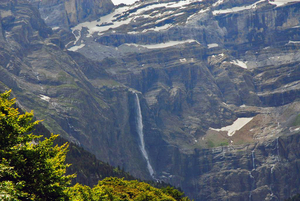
[28,0,114,28]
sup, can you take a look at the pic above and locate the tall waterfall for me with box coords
[276,137,280,161]
[134,93,155,178]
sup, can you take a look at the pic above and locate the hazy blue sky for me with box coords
[111,0,137,5]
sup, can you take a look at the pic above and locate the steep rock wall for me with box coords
[166,132,300,201]
[28,0,114,28]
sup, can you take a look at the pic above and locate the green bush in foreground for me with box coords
[67,177,191,201]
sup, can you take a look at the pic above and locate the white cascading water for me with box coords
[249,171,254,201]
[276,137,280,161]
[252,150,255,170]
[249,150,256,201]
[134,93,155,178]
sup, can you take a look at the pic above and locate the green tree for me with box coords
[0,90,74,200]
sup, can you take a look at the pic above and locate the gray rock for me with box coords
[28,0,114,28]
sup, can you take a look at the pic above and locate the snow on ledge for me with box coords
[68,44,85,52]
[39,95,50,102]
[213,0,225,7]
[288,40,300,44]
[230,60,248,69]
[213,0,265,15]
[210,117,253,136]
[268,0,300,7]
[124,40,199,49]
[208,43,219,48]
[72,0,201,37]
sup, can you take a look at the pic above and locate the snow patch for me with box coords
[72,0,205,37]
[213,0,224,7]
[290,127,300,132]
[68,44,85,52]
[72,6,130,37]
[208,43,219,48]
[210,117,253,136]
[268,0,300,7]
[124,40,199,49]
[142,24,172,33]
[213,0,265,15]
[212,53,225,58]
[39,95,50,102]
[230,60,248,69]
[289,40,300,44]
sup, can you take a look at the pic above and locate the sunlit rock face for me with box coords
[2,0,300,200]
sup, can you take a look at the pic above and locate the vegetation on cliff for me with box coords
[0,90,190,201]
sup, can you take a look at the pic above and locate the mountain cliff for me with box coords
[0,0,151,180]
[1,0,300,200]
[28,0,114,28]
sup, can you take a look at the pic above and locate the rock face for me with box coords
[2,0,300,200]
[65,0,300,200]
[28,0,114,28]
[0,0,151,180]
[175,132,300,201]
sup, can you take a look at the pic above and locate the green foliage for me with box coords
[67,177,191,201]
[292,114,300,126]
[207,140,229,148]
[161,186,184,201]
[0,90,75,200]
[0,160,26,200]
[207,140,214,148]
[218,141,229,147]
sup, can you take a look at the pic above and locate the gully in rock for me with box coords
[249,171,255,201]
[134,93,155,179]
